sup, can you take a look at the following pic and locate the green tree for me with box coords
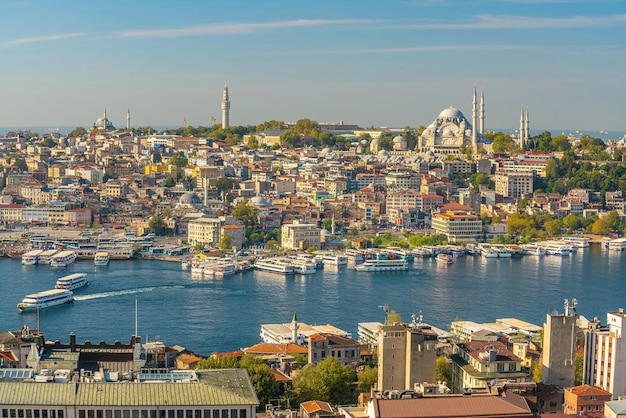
[469,172,493,191]
[357,366,378,393]
[231,200,259,227]
[40,137,57,148]
[210,177,239,193]
[575,352,584,385]
[169,154,188,168]
[256,120,285,131]
[148,215,166,235]
[239,355,280,409]
[387,310,402,325]
[246,135,259,149]
[544,218,563,237]
[532,357,542,382]
[220,234,233,250]
[197,355,240,369]
[280,130,302,148]
[292,357,355,405]
[163,177,176,187]
[436,356,451,385]
[13,158,28,171]
[292,118,320,136]
[68,126,88,137]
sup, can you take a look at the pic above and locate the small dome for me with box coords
[371,138,380,144]
[360,139,369,145]
[179,192,202,205]
[250,196,271,207]
[393,135,406,143]
[378,149,389,156]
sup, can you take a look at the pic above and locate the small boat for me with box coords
[18,289,73,312]
[436,254,453,265]
[94,251,110,266]
[254,257,295,275]
[55,273,88,290]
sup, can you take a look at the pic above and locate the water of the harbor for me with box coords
[1,245,623,355]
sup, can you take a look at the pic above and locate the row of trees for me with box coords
[197,354,376,408]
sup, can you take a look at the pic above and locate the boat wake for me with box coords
[74,285,183,301]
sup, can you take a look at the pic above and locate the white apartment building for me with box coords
[281,220,321,250]
[431,210,482,243]
[187,216,242,247]
[494,171,534,198]
[583,309,626,397]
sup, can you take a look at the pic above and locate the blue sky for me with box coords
[1,0,625,132]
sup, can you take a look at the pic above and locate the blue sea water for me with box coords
[1,245,624,355]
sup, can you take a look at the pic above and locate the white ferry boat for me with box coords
[37,249,58,265]
[521,244,546,256]
[50,251,77,267]
[355,259,409,272]
[479,245,499,258]
[254,258,295,275]
[55,273,88,290]
[17,289,73,312]
[22,249,44,265]
[94,251,110,266]
[607,238,626,252]
[288,257,317,275]
[322,254,348,266]
[213,259,237,278]
[344,249,364,263]
[561,236,590,248]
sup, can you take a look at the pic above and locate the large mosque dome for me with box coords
[92,110,115,131]
[438,107,465,120]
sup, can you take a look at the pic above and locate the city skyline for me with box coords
[1,0,625,131]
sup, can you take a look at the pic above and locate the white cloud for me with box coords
[398,13,626,29]
[114,19,382,39]
[273,44,528,55]
[1,32,88,48]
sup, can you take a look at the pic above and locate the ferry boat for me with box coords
[321,254,348,266]
[17,289,73,312]
[436,254,453,265]
[254,258,295,275]
[607,238,626,252]
[37,249,58,265]
[22,249,44,265]
[479,245,499,258]
[344,249,364,264]
[288,257,317,275]
[354,259,409,272]
[213,259,237,278]
[561,236,590,248]
[50,251,77,267]
[55,273,88,290]
[521,244,546,256]
[94,251,110,266]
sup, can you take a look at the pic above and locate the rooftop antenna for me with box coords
[378,304,389,324]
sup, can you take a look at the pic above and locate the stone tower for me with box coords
[221,83,230,129]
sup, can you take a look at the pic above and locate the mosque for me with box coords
[91,109,116,131]
[417,87,487,155]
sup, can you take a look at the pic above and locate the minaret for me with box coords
[291,312,299,344]
[524,106,530,144]
[221,82,230,129]
[126,109,131,130]
[471,86,478,152]
[520,106,525,148]
[480,88,485,137]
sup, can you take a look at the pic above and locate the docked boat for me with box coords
[22,249,44,265]
[55,273,88,290]
[37,249,58,265]
[213,259,237,278]
[561,236,590,248]
[50,251,77,267]
[254,258,295,275]
[344,249,364,264]
[436,254,453,265]
[521,244,546,256]
[479,245,499,258]
[17,289,73,312]
[355,259,409,272]
[322,254,348,266]
[288,257,317,275]
[94,251,110,266]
